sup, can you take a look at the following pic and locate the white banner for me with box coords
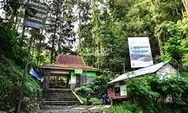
[128,37,153,68]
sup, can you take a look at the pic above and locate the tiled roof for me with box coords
[41,54,99,72]
[56,54,86,66]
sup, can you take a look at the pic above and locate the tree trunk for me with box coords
[149,0,164,56]
[157,35,164,56]
[50,14,58,63]
[37,38,42,66]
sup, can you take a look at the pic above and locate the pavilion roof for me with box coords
[40,54,99,72]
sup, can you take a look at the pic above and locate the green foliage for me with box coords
[107,74,188,113]
[75,74,111,99]
[46,0,76,63]
[126,74,188,112]
[90,75,110,98]
[75,72,114,104]
[78,0,186,75]
[77,95,101,105]
[74,85,102,105]
[126,75,159,102]
[0,56,42,112]
[0,23,27,67]
[161,19,188,70]
[74,86,92,96]
[106,101,143,113]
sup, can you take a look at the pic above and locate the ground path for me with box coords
[41,105,111,113]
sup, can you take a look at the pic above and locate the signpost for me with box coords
[128,37,153,68]
[24,0,48,29]
[17,1,48,113]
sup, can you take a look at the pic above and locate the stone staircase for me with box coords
[42,88,82,108]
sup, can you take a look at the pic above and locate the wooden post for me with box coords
[17,0,30,112]
[17,35,33,113]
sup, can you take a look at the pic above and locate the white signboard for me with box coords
[128,37,153,68]
[120,85,127,96]
[75,69,83,74]
[70,76,76,84]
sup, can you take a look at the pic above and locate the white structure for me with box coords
[108,61,177,99]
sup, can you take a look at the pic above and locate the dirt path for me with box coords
[41,105,111,113]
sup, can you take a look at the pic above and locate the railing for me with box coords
[71,89,84,104]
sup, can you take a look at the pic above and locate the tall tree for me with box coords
[46,0,76,63]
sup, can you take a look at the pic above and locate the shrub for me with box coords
[89,75,110,98]
[74,86,92,96]
[126,73,188,112]
[74,86,102,105]
[0,57,42,113]
[106,101,143,113]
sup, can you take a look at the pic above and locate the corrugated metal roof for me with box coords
[109,61,169,84]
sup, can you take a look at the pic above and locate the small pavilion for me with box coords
[40,54,99,90]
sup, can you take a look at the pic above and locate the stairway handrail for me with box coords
[71,89,84,104]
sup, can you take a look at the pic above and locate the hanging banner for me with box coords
[128,37,153,68]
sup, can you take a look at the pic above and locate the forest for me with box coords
[0,0,188,113]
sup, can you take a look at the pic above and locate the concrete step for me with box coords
[45,93,76,98]
[43,100,80,106]
[43,88,82,107]
[46,88,71,92]
[44,89,78,101]
[44,97,79,101]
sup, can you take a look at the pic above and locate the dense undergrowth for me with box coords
[74,75,111,105]
[0,56,42,113]
[74,86,101,105]
[106,74,188,113]
[0,23,42,113]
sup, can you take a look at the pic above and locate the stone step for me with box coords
[41,105,77,109]
[43,100,80,106]
[43,88,82,107]
[46,88,71,92]
[45,97,78,101]
[44,89,78,101]
[45,93,76,98]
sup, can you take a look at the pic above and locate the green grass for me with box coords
[0,111,6,113]
[105,101,143,113]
